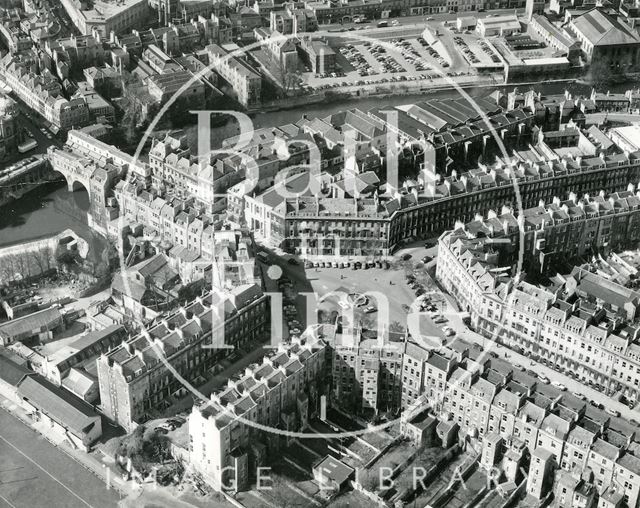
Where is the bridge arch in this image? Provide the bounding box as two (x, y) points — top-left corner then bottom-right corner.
(71, 179), (88, 194)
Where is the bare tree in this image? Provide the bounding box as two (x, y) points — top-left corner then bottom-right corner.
(42, 246), (54, 272)
(30, 247), (49, 276)
(0, 255), (15, 284)
(277, 59), (303, 96)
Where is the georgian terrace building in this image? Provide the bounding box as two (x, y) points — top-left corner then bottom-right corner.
(97, 286), (269, 431)
(242, 150), (640, 260)
(437, 193), (640, 403)
(189, 333), (327, 491)
(418, 340), (640, 506)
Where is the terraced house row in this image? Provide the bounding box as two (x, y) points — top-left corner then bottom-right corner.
(97, 286), (269, 431)
(189, 334), (327, 491)
(185, 321), (640, 505)
(437, 191), (640, 405)
(416, 341), (640, 507)
(242, 149), (640, 259)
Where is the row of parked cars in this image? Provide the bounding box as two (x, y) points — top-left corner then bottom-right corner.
(305, 259), (391, 270)
(315, 71), (347, 79)
(390, 38), (430, 72)
(478, 39), (501, 64)
(417, 36), (449, 68)
(454, 36), (481, 64)
(367, 42), (404, 74)
(278, 276), (302, 336)
(339, 44), (380, 77)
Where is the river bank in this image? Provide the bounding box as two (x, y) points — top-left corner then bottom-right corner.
(0, 181), (91, 247)
(0, 228), (89, 284)
(185, 77), (614, 150)
(3, 80), (637, 253)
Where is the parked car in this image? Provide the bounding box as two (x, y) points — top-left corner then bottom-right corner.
(572, 392), (587, 401)
(606, 408), (621, 418)
(552, 381), (567, 391)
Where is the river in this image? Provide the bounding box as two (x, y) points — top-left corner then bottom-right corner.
(0, 80), (630, 251)
(0, 180), (108, 259)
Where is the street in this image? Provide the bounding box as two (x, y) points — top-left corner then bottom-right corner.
(160, 340), (276, 417)
(586, 112), (640, 125)
(438, 292), (640, 425)
(0, 408), (121, 508)
(323, 8), (526, 31)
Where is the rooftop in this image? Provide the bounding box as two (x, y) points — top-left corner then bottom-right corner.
(17, 376), (100, 436)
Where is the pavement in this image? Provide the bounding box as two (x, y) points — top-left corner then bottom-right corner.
(437, 291), (640, 423)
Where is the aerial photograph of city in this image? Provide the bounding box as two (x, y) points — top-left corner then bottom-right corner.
(3, 0), (640, 506)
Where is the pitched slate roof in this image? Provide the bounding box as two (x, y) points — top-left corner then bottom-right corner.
(572, 10), (640, 46)
(17, 376), (100, 436)
(0, 353), (33, 386)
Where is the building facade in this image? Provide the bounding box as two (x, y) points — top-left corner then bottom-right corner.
(97, 287), (269, 431)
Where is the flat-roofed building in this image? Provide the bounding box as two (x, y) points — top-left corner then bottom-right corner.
(476, 14), (522, 37)
(60, 0), (151, 36)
